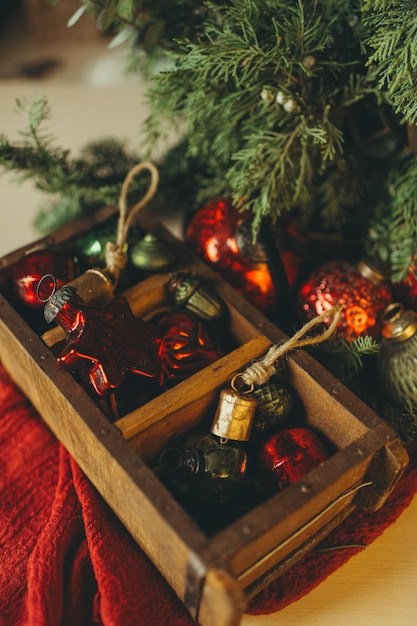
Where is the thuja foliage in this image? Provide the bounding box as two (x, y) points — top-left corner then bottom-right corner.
(2, 0), (417, 283)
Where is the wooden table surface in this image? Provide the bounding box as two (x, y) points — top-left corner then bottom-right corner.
(241, 489), (417, 625)
(1, 35), (417, 626)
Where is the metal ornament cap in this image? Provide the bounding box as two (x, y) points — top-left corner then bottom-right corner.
(381, 303), (417, 342)
(357, 259), (387, 285)
(210, 388), (257, 442)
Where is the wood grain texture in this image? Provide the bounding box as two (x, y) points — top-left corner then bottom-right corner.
(0, 210), (410, 626)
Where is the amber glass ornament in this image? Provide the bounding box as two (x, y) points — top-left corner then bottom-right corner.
(184, 198), (303, 317)
(14, 247), (75, 309)
(254, 427), (329, 498)
(152, 309), (223, 388)
(297, 259), (392, 341)
(377, 303), (417, 408)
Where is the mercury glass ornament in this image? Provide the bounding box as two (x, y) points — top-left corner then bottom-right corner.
(157, 386), (258, 532)
(252, 378), (294, 437)
(184, 197), (304, 317)
(377, 302), (417, 407)
(297, 259), (392, 341)
(130, 233), (177, 274)
(254, 427), (329, 498)
(166, 272), (226, 323)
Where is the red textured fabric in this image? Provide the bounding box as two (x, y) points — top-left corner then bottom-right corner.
(0, 362), (416, 626)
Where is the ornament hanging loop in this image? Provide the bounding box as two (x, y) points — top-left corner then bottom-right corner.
(104, 161), (159, 284)
(239, 305), (342, 388)
(36, 273), (57, 303)
(230, 374), (254, 395)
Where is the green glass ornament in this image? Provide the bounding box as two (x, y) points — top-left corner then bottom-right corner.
(130, 233), (177, 274)
(252, 378), (294, 436)
(166, 272), (226, 323)
(73, 220), (120, 270)
(377, 303), (417, 407)
(157, 386), (258, 532)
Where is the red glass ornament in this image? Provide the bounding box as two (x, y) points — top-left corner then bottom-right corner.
(255, 427), (329, 496)
(152, 310), (223, 388)
(44, 286), (159, 396)
(392, 261), (417, 310)
(14, 247), (75, 308)
(297, 259), (392, 341)
(184, 198), (303, 317)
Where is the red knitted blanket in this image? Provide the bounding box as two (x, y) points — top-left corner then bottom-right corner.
(1, 362), (416, 626)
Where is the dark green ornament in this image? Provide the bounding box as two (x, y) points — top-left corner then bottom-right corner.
(130, 233), (177, 274)
(166, 272), (226, 323)
(377, 303), (417, 408)
(252, 378), (294, 436)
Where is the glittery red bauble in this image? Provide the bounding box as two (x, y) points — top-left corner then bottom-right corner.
(297, 260), (392, 341)
(153, 309), (223, 387)
(255, 427), (329, 496)
(184, 198), (303, 316)
(14, 247), (75, 308)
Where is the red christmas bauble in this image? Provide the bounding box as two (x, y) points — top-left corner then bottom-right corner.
(14, 247), (75, 309)
(392, 263), (417, 311)
(153, 309), (223, 387)
(255, 427), (329, 496)
(184, 198), (303, 317)
(297, 259), (392, 341)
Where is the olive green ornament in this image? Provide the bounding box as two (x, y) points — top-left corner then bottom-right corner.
(166, 272), (226, 323)
(377, 302), (417, 407)
(130, 233), (177, 274)
(252, 378), (294, 436)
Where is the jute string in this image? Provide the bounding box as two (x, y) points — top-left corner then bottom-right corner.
(238, 305), (341, 388)
(104, 161), (159, 283)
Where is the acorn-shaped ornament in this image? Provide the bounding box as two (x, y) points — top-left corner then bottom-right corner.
(252, 378), (294, 437)
(377, 303), (417, 408)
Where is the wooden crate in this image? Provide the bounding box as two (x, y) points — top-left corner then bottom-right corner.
(0, 206), (409, 626)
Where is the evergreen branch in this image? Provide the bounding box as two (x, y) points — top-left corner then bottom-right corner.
(314, 334), (380, 383)
(365, 154), (417, 282)
(363, 0), (417, 122)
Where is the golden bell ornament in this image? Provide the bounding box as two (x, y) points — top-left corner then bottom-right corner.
(166, 272), (226, 323)
(210, 387), (258, 442)
(130, 233), (177, 273)
(377, 302), (417, 407)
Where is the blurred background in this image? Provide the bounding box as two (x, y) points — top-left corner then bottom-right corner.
(0, 0), (154, 256)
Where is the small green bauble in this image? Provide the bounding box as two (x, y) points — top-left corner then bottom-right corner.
(130, 233), (177, 273)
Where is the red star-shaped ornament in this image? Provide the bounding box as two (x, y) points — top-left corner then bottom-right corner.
(44, 285), (159, 396)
